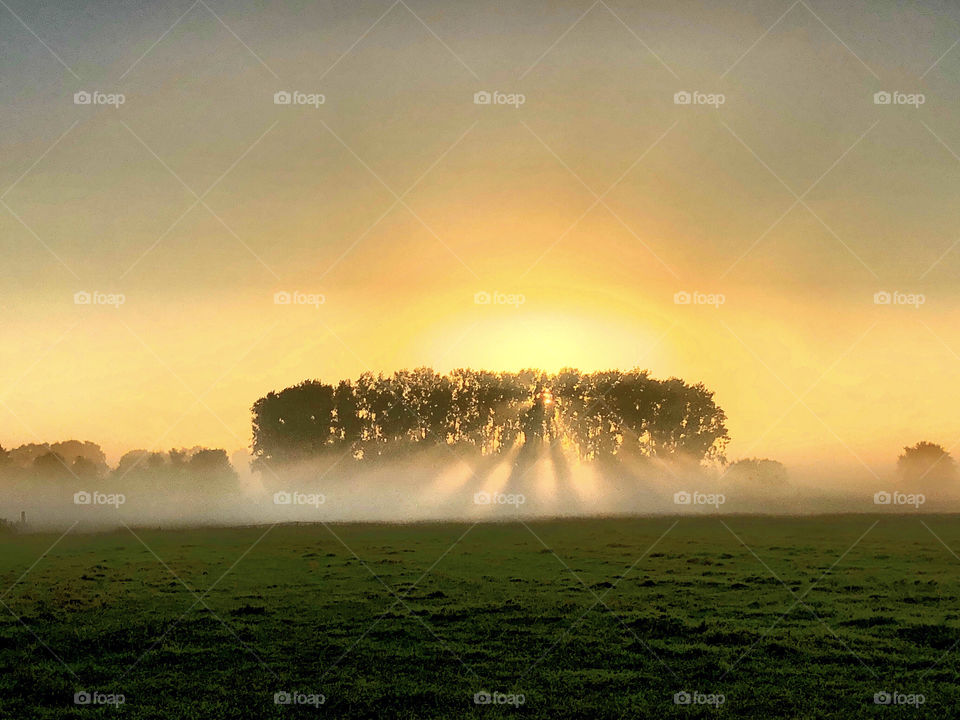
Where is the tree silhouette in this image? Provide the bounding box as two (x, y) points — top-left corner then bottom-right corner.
(110, 447), (238, 490)
(71, 456), (102, 481)
(51, 441), (108, 476)
(725, 458), (788, 486)
(32, 452), (71, 481)
(251, 367), (729, 467)
(5, 441), (108, 479)
(897, 442), (957, 485)
(0, 441), (240, 492)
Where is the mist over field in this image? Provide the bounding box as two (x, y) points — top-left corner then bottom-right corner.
(2, 447), (955, 532)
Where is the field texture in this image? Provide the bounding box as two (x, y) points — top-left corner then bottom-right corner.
(1, 515), (958, 718)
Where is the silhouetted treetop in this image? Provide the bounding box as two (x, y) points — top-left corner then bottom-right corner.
(111, 447), (237, 487)
(6, 441), (107, 477)
(251, 368), (729, 467)
(897, 441), (957, 485)
(0, 442), (238, 490)
(725, 458), (788, 486)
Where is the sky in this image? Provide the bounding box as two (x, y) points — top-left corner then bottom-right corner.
(2, 0), (960, 473)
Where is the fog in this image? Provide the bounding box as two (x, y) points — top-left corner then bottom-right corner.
(2, 447), (957, 533)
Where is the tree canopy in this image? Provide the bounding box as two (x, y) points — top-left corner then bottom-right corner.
(897, 441), (957, 485)
(724, 458), (788, 486)
(0, 441), (236, 488)
(251, 367), (729, 467)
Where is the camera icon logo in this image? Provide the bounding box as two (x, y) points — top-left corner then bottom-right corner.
(873, 491), (892, 505)
(874, 691), (892, 705)
(873, 91), (891, 105)
(274, 691), (293, 705)
(674, 691), (692, 705)
(673, 290), (691, 305)
(273, 491), (292, 505)
(274, 291), (292, 305)
(473, 691), (492, 704)
(674, 91), (692, 105)
(474, 291), (492, 305)
(473, 91), (491, 105)
(74, 91), (92, 105)
(74, 691), (92, 705)
(473, 491), (491, 505)
(873, 291), (891, 305)
(74, 291), (92, 305)
(274, 91), (292, 105)
(74, 491), (92, 505)
(673, 491), (692, 505)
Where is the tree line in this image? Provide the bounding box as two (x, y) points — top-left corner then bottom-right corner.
(0, 442), (236, 486)
(251, 368), (730, 467)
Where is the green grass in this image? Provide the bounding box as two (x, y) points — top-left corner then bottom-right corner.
(1, 515), (958, 718)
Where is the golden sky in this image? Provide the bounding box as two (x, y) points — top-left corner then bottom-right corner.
(2, 0), (960, 470)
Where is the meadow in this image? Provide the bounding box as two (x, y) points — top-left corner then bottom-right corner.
(1, 515), (958, 718)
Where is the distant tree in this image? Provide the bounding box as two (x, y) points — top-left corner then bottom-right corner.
(107, 446), (238, 494)
(897, 442), (957, 485)
(51, 441), (108, 476)
(7, 441), (108, 477)
(187, 448), (237, 485)
(71, 456), (102, 481)
(115, 450), (154, 479)
(145, 452), (167, 471)
(32, 452), (71, 481)
(0, 445), (10, 482)
(0, 444), (26, 484)
(725, 458), (788, 486)
(168, 448), (189, 472)
(8, 443), (55, 468)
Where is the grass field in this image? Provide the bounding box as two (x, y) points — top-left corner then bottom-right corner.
(1, 515), (959, 718)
